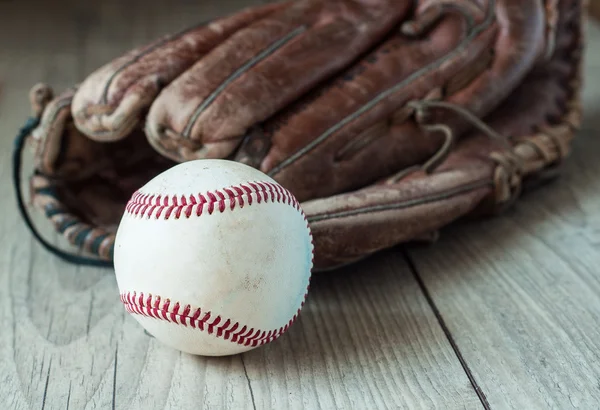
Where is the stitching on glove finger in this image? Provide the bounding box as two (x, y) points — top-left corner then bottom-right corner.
(181, 26), (307, 139)
(307, 179), (492, 223)
(267, 2), (496, 177)
(100, 22), (211, 106)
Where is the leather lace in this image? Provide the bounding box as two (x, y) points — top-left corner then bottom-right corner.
(388, 100), (521, 185)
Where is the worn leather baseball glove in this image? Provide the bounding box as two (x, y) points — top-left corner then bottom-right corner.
(14, 0), (585, 271)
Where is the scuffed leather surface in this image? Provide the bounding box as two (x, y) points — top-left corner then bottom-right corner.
(24, 0), (585, 270)
(262, 0), (547, 202)
(145, 0), (413, 162)
(71, 2), (286, 141)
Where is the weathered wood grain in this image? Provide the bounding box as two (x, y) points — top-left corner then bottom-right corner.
(0, 1), (479, 409)
(408, 21), (600, 410)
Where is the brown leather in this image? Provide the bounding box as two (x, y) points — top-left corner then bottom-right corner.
(22, 0), (585, 271)
(71, 2), (287, 141)
(589, 0), (600, 21)
(305, 0), (584, 269)
(144, 0), (413, 162)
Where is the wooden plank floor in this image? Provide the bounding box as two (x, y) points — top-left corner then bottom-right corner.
(408, 20), (600, 409)
(0, 1), (599, 409)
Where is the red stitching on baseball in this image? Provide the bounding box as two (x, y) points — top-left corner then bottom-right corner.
(120, 288), (309, 347)
(125, 180), (304, 220)
(240, 184), (253, 204)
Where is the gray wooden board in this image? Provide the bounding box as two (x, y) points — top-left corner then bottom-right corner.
(408, 20), (600, 410)
(0, 1), (481, 409)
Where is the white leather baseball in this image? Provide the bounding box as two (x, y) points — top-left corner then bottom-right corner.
(114, 159), (313, 356)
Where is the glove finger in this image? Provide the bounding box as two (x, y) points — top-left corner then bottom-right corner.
(71, 2), (286, 142)
(29, 84), (173, 184)
(304, 0), (584, 271)
(26, 84), (175, 259)
(30, 86), (107, 180)
(145, 0), (414, 161)
(256, 0), (549, 202)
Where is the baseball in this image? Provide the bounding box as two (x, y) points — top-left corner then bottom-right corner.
(113, 159), (313, 356)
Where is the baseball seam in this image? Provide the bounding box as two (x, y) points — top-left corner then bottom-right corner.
(120, 289), (309, 347)
(124, 181), (302, 219)
(120, 179), (314, 347)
